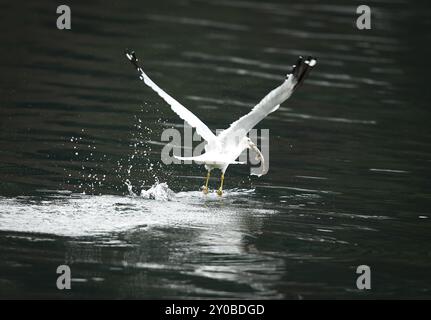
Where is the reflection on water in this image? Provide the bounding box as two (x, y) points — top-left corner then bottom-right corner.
(1, 0), (431, 298)
(0, 188), (281, 298)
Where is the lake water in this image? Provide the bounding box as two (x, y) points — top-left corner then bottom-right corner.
(0, 0), (430, 299)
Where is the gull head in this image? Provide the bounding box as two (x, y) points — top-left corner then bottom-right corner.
(246, 138), (268, 177)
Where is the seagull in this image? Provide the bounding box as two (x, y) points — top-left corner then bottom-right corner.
(126, 50), (316, 196)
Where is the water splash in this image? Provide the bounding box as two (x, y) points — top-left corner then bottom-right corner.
(125, 179), (137, 197)
(64, 103), (170, 194)
(140, 182), (175, 201)
(126, 179), (175, 201)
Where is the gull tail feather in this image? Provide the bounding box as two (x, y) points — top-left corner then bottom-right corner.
(174, 154), (207, 162)
(174, 154), (245, 165)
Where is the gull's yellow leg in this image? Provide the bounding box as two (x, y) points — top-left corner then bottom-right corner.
(202, 171), (210, 194)
(216, 173), (225, 196)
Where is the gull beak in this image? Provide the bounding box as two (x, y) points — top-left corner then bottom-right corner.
(248, 141), (268, 177)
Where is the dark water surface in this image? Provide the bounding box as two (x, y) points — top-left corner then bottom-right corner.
(0, 0), (430, 299)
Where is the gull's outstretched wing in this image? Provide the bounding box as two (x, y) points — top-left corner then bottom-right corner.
(126, 50), (216, 142)
(218, 56), (317, 141)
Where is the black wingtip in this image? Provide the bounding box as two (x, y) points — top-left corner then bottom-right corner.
(125, 48), (140, 70)
(290, 56), (317, 90)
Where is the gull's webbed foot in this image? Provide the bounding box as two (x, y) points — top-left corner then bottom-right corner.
(202, 186), (209, 194)
(216, 188), (223, 196)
